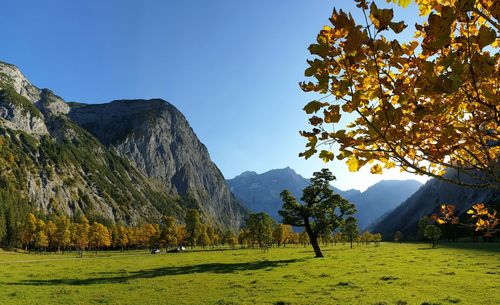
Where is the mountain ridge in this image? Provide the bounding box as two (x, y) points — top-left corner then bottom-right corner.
(227, 167), (422, 228)
(0, 60), (247, 230)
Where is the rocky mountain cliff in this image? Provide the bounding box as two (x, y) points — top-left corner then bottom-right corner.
(227, 167), (421, 228)
(0, 61), (246, 229)
(372, 170), (500, 239)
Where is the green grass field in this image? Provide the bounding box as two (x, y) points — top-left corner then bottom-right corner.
(0, 243), (498, 305)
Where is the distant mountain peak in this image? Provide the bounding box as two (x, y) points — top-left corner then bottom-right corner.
(228, 167), (422, 228)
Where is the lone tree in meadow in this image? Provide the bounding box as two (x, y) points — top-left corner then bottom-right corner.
(279, 169), (355, 257)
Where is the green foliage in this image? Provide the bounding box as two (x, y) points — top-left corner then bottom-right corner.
(185, 209), (202, 247)
(424, 225), (442, 248)
(246, 212), (274, 248)
(342, 216), (359, 249)
(279, 168), (355, 257)
(0, 86), (42, 118)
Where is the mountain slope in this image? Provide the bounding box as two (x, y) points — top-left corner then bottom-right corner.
(353, 180), (423, 229)
(0, 60), (246, 229)
(372, 170), (499, 239)
(227, 168), (421, 228)
(68, 100), (247, 229)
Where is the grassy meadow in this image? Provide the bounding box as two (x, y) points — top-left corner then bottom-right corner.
(0, 243), (498, 305)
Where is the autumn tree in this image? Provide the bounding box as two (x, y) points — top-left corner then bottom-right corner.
(114, 225), (129, 251)
(238, 228), (251, 247)
(89, 222), (111, 253)
(34, 219), (48, 252)
(273, 223), (292, 247)
(45, 220), (57, 251)
(280, 169), (356, 257)
(434, 203), (499, 241)
(160, 216), (178, 250)
(71, 216), (90, 257)
(55, 215), (71, 253)
(300, 0), (499, 188)
(20, 213), (38, 251)
(342, 216), (359, 249)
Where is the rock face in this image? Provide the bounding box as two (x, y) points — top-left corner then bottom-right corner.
(227, 167), (421, 229)
(68, 100), (247, 229)
(372, 170), (500, 239)
(0, 61), (246, 229)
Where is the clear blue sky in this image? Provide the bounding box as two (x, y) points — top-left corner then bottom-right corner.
(1, 0), (429, 191)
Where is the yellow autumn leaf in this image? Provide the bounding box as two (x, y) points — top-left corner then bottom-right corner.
(347, 155), (360, 172)
(370, 164), (383, 174)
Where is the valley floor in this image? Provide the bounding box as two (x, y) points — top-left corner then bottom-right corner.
(0, 243), (498, 305)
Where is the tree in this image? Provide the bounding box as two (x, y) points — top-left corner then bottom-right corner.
(160, 216), (178, 250)
(223, 231), (238, 249)
(34, 219), (48, 252)
(279, 169), (356, 257)
(424, 224), (442, 248)
(361, 231), (373, 244)
(20, 213), (38, 251)
(299, 0), (499, 188)
(417, 216), (432, 241)
(45, 220), (57, 251)
(298, 231), (310, 246)
(394, 231), (404, 243)
(197, 224), (211, 248)
(55, 215), (71, 253)
(185, 209), (202, 248)
(115, 225), (129, 251)
(89, 222), (111, 254)
(246, 212), (274, 248)
(273, 224), (291, 247)
(238, 229), (251, 247)
(342, 216), (359, 249)
(141, 223), (158, 248)
(434, 203), (499, 241)
(333, 232), (343, 245)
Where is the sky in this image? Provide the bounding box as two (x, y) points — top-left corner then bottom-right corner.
(1, 0), (430, 191)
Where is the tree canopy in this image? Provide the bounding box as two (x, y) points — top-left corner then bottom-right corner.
(279, 169), (355, 257)
(300, 0), (499, 188)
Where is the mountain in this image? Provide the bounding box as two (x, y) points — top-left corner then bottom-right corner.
(227, 168), (421, 228)
(372, 170), (500, 239)
(0, 61), (246, 229)
(352, 180), (423, 229)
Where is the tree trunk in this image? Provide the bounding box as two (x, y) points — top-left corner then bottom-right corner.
(303, 218), (323, 258)
(310, 235), (323, 258)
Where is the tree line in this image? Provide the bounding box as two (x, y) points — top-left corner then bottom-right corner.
(3, 209), (241, 254)
(240, 212), (382, 250)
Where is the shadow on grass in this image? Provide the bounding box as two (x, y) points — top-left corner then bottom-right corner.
(5, 258), (304, 286)
(438, 242), (500, 253)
